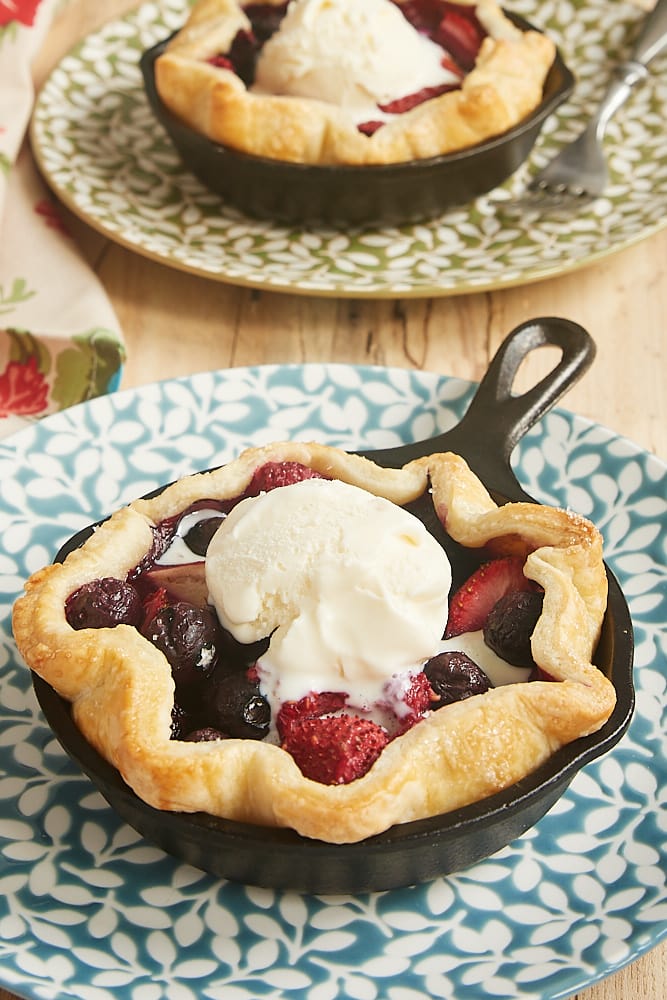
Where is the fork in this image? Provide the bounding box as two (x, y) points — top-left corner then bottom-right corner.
(528, 0), (667, 200)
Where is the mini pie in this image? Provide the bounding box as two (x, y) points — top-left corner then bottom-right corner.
(154, 0), (557, 165)
(13, 441), (616, 844)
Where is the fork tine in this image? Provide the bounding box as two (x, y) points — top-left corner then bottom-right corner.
(499, 186), (595, 218)
(527, 126), (609, 199)
(525, 0), (667, 200)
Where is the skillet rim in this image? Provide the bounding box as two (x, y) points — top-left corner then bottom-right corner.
(30, 476), (634, 890)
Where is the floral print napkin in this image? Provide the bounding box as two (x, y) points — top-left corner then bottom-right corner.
(0, 0), (126, 439)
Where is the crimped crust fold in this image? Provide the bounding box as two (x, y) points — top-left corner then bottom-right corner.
(13, 441), (616, 844)
(153, 0), (556, 165)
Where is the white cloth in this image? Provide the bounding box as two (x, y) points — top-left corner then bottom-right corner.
(0, 0), (125, 438)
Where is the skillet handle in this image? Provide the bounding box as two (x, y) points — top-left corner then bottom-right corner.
(437, 317), (596, 500)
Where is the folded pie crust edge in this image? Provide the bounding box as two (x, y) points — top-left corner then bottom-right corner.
(153, 0), (557, 165)
(12, 441), (616, 844)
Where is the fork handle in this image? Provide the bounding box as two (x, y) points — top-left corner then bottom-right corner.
(629, 0), (667, 67)
(593, 0), (667, 135)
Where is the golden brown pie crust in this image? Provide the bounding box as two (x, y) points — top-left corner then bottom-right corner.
(13, 441), (615, 844)
(153, 0), (557, 165)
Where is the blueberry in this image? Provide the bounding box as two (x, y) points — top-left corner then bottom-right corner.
(483, 590), (544, 668)
(184, 516), (225, 556)
(65, 578), (142, 630)
(209, 672), (270, 740)
(183, 727), (227, 742)
(145, 602), (221, 688)
(425, 652), (491, 708)
(216, 627), (270, 677)
(170, 702), (193, 740)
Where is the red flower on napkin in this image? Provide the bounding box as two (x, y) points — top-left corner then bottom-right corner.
(0, 356), (48, 418)
(0, 0), (42, 28)
(34, 199), (71, 237)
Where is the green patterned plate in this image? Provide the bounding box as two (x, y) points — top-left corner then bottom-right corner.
(30, 0), (667, 297)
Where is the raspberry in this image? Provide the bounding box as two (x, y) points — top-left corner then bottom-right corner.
(391, 671), (436, 734)
(404, 671), (435, 713)
(282, 714), (388, 785)
(248, 461), (325, 495)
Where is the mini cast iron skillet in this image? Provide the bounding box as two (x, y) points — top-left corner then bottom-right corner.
(139, 13), (574, 227)
(32, 317), (635, 893)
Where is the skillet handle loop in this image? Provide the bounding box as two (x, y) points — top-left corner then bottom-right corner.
(442, 317), (596, 499)
(468, 316), (595, 454)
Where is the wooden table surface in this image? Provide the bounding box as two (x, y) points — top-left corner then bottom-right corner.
(7, 2), (665, 998)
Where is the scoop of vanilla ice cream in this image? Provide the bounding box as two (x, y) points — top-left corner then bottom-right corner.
(253, 0), (458, 123)
(205, 477), (451, 708)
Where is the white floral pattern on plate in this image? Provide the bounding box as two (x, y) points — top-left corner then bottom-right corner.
(30, 0), (667, 297)
(2, 364), (666, 1000)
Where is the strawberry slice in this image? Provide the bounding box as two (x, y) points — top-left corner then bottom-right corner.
(282, 714), (389, 785)
(445, 556), (540, 638)
(141, 587), (169, 631)
(398, 0), (445, 34)
(248, 461), (325, 495)
(207, 54), (234, 71)
(276, 690), (347, 740)
(378, 82), (459, 115)
(434, 7), (486, 73)
(440, 53), (465, 77)
(357, 120), (384, 136)
(531, 667), (557, 683)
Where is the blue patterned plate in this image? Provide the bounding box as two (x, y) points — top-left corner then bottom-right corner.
(2, 365), (666, 1000)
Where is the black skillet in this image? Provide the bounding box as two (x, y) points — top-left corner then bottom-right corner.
(32, 317), (635, 893)
(139, 12), (574, 227)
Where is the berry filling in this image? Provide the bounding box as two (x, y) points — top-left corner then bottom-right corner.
(282, 714), (389, 786)
(65, 460), (552, 787)
(206, 0), (486, 133)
